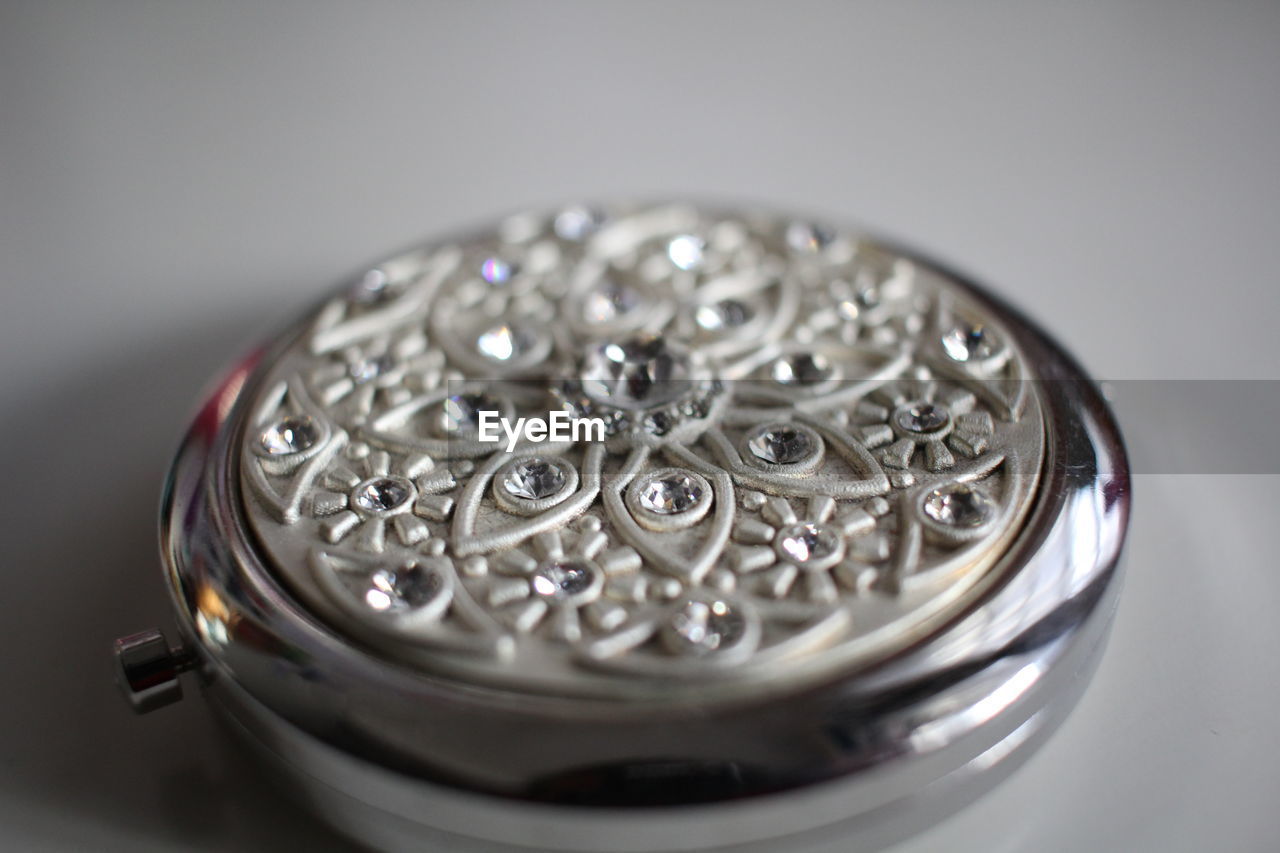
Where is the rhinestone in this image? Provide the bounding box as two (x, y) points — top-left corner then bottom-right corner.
(923, 485), (995, 528)
(942, 323), (998, 362)
(581, 334), (690, 408)
(349, 354), (394, 383)
(476, 323), (537, 361)
(440, 392), (500, 434)
(895, 402), (950, 434)
(777, 522), (842, 565)
(553, 206), (605, 241)
(856, 284), (881, 308)
(695, 299), (753, 331)
(667, 234), (706, 271)
(785, 221), (835, 252)
(353, 477), (414, 513)
(502, 459), (566, 500)
(531, 561), (596, 600)
(747, 425), (814, 465)
(260, 415), (320, 455)
(681, 394), (711, 419)
(643, 411), (673, 435)
(668, 598), (745, 655)
(480, 257), (516, 284)
(362, 566), (441, 612)
(639, 472), (704, 514)
(604, 411), (631, 434)
(349, 268), (395, 303)
(582, 280), (641, 323)
(771, 352), (836, 386)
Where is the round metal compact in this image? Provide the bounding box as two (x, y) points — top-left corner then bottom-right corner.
(115, 202), (1129, 852)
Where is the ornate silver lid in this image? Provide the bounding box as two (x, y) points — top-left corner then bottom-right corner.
(118, 202), (1128, 853)
(239, 203), (1044, 700)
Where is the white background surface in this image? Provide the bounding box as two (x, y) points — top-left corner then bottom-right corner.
(1, 2), (1277, 851)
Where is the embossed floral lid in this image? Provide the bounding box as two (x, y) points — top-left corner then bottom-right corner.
(239, 202), (1045, 699)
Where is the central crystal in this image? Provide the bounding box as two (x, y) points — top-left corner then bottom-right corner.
(696, 299), (753, 331)
(260, 415), (320, 455)
(771, 353), (836, 386)
(941, 323), (998, 362)
(503, 459), (566, 500)
(580, 334), (691, 409)
(477, 323), (536, 362)
(349, 354), (394, 384)
(639, 473), (703, 514)
(480, 256), (516, 284)
(668, 598), (745, 655)
(438, 392), (501, 435)
(353, 477), (414, 514)
(363, 565), (441, 612)
(747, 425), (813, 465)
(777, 522), (842, 566)
(896, 402), (949, 434)
(582, 280), (640, 324)
(923, 485), (995, 528)
(531, 561), (596, 601)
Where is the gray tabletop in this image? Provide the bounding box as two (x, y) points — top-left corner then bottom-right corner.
(2, 2), (1277, 851)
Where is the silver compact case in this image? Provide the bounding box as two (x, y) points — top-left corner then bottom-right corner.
(115, 202), (1129, 852)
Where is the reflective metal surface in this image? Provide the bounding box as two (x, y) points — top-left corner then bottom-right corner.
(112, 628), (192, 714)
(126, 203), (1129, 852)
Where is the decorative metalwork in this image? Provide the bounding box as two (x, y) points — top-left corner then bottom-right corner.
(240, 203), (1044, 696)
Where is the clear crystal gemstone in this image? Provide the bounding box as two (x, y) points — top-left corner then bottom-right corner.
(553, 206), (605, 241)
(476, 323), (536, 361)
(581, 334), (690, 409)
(480, 256), (516, 284)
(642, 410), (673, 435)
(856, 283), (881, 308)
(260, 415), (320, 455)
(639, 472), (703, 514)
(349, 354), (394, 383)
(439, 392), (499, 435)
(785, 221), (835, 252)
(777, 522), (841, 565)
(668, 598), (745, 655)
(350, 268), (395, 303)
(531, 561), (596, 600)
(502, 459), (566, 500)
(747, 425), (814, 465)
(923, 485), (995, 528)
(362, 565), (442, 612)
(895, 402), (950, 434)
(353, 477), (414, 513)
(695, 299), (753, 331)
(667, 234), (706, 271)
(771, 352), (836, 386)
(582, 280), (640, 323)
(942, 323), (998, 362)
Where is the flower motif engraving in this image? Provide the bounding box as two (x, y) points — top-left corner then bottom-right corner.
(239, 203), (1046, 694)
(308, 329), (446, 422)
(853, 377), (996, 474)
(309, 442), (459, 553)
(730, 495), (890, 603)
(464, 518), (645, 644)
